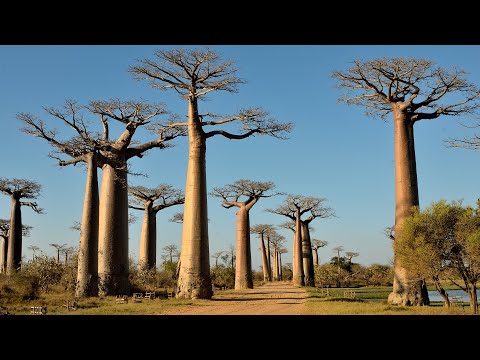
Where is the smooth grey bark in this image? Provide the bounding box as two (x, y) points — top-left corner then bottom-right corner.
(388, 109), (426, 306)
(137, 203), (157, 269)
(301, 221), (315, 287)
(0, 236), (6, 274)
(259, 233), (269, 282)
(177, 97), (213, 299)
(98, 161), (129, 296)
(6, 196), (22, 274)
(266, 235), (272, 281)
(75, 152), (99, 297)
(235, 205), (253, 289)
(293, 207), (304, 286)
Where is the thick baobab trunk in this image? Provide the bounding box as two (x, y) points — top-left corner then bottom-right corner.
(98, 163), (129, 296)
(273, 248), (280, 281)
(75, 153), (99, 297)
(235, 206), (253, 289)
(260, 234), (269, 282)
(6, 196), (22, 275)
(0, 236), (6, 274)
(301, 222), (315, 287)
(266, 236), (272, 281)
(313, 249), (319, 266)
(177, 98), (213, 299)
(293, 208), (304, 286)
(388, 110), (427, 306)
(138, 204), (157, 269)
(278, 252), (283, 280)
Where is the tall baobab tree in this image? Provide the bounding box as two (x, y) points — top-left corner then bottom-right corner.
(0, 219), (31, 273)
(345, 251), (359, 265)
(62, 246), (76, 266)
(18, 100), (102, 296)
(162, 244), (179, 264)
(210, 179), (281, 289)
(211, 251), (224, 268)
(269, 232), (286, 281)
(0, 178), (43, 275)
(278, 247), (288, 280)
(333, 58), (480, 305)
(332, 246), (344, 284)
(20, 99), (182, 296)
(130, 48), (293, 299)
(50, 243), (67, 263)
(90, 100), (182, 296)
(128, 184), (184, 269)
(251, 224), (276, 282)
(267, 195), (334, 287)
(27, 245), (40, 261)
(312, 239), (328, 266)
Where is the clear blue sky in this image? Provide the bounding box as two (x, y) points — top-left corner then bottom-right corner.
(1, 45), (479, 271)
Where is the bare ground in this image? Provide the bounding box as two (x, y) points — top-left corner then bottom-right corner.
(160, 281), (308, 315)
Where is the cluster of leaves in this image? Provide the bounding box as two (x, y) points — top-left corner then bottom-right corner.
(314, 262), (393, 288)
(21, 255), (65, 293)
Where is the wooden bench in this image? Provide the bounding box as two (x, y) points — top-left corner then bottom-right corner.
(132, 293), (143, 303)
(344, 290), (357, 299)
(318, 288), (330, 297)
(144, 292), (156, 300)
(31, 306), (47, 315)
(115, 295), (129, 304)
(450, 295), (464, 310)
(167, 288), (175, 299)
(63, 299), (78, 311)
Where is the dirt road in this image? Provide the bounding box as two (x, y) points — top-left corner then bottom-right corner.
(161, 281), (308, 315)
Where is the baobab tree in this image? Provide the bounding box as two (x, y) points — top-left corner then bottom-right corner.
(130, 48), (293, 299)
(20, 99), (183, 296)
(27, 245), (40, 261)
(0, 178), (43, 275)
(345, 251), (359, 265)
(162, 244), (179, 264)
(278, 247), (288, 280)
(62, 246), (76, 266)
(267, 195), (334, 287)
(128, 184), (184, 269)
(251, 224), (276, 282)
(211, 251), (224, 268)
(0, 219), (31, 273)
(18, 100), (102, 297)
(333, 58), (480, 305)
(333, 246), (344, 287)
(50, 243), (67, 263)
(210, 179), (281, 289)
(269, 232), (286, 281)
(312, 239), (328, 266)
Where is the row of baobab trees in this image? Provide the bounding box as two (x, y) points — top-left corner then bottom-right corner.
(3, 48), (480, 306)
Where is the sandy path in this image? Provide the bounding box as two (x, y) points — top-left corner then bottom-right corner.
(161, 281), (308, 315)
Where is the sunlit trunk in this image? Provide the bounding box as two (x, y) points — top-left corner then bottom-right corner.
(6, 195), (22, 275)
(177, 97), (213, 299)
(235, 206), (253, 289)
(433, 278), (450, 308)
(0, 236), (6, 274)
(388, 111), (428, 305)
(278, 252), (283, 280)
(75, 153), (99, 297)
(260, 234), (269, 282)
(313, 249), (319, 266)
(272, 246), (278, 281)
(301, 222), (315, 286)
(98, 162), (129, 295)
(293, 208), (304, 286)
(138, 203), (157, 269)
(266, 236), (272, 281)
